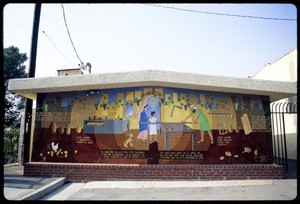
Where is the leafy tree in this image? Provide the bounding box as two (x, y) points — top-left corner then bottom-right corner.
(4, 127), (20, 164)
(3, 46), (28, 164)
(4, 46), (28, 127)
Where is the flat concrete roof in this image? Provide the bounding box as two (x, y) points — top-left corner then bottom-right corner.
(8, 69), (296, 102)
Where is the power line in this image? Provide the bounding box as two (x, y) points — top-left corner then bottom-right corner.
(145, 4), (297, 21)
(67, 5), (99, 59)
(4, 21), (33, 29)
(42, 10), (67, 39)
(42, 30), (74, 67)
(61, 4), (83, 65)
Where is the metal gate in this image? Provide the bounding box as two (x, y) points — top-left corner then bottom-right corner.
(271, 102), (297, 171)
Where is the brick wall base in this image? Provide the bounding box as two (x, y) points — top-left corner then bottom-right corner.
(24, 162), (283, 182)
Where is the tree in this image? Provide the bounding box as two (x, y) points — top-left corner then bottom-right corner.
(4, 127), (20, 164)
(3, 46), (28, 164)
(4, 46), (28, 127)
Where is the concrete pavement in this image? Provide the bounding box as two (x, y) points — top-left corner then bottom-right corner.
(3, 162), (298, 201)
(41, 179), (297, 200)
(3, 163), (66, 200)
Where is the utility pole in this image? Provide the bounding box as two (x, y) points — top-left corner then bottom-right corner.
(23, 3), (41, 163)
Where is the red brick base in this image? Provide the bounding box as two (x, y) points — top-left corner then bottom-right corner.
(24, 162), (283, 182)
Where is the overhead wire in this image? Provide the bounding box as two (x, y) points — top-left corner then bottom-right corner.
(90, 5), (103, 59)
(67, 5), (99, 60)
(42, 30), (74, 67)
(41, 9), (67, 39)
(61, 4), (83, 65)
(4, 21), (33, 29)
(145, 4), (297, 21)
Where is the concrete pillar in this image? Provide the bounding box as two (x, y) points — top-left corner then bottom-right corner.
(17, 111), (25, 163)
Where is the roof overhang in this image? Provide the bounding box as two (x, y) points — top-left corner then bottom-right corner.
(8, 69), (297, 102)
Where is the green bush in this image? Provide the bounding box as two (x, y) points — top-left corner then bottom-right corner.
(4, 127), (20, 164)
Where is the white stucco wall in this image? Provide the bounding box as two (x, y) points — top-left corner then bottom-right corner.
(253, 48), (297, 161)
(270, 96), (297, 160)
(253, 48), (297, 82)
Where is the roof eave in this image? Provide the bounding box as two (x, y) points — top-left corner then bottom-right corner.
(8, 69), (297, 102)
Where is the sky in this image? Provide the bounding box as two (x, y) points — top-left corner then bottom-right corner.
(3, 3), (297, 78)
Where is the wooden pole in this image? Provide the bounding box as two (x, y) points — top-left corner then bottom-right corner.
(23, 3), (41, 163)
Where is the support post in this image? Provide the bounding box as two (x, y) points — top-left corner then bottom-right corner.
(23, 3), (41, 163)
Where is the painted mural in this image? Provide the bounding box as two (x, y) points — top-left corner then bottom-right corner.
(32, 86), (273, 164)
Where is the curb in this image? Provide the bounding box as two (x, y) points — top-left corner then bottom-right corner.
(82, 179), (275, 189)
(4, 163), (22, 167)
(16, 177), (67, 200)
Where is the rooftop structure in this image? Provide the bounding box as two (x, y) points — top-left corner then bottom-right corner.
(57, 68), (83, 76)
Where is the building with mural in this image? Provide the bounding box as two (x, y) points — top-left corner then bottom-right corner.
(8, 69), (296, 181)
